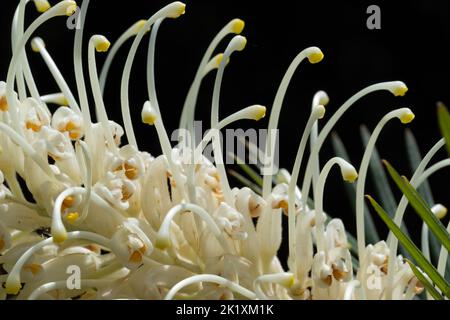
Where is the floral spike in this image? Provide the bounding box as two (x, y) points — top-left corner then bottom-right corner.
(0, 1), (446, 300)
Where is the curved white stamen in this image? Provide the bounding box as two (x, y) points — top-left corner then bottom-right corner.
(344, 280), (361, 300)
(75, 140), (92, 223)
(73, 0), (93, 145)
(12, 0), (49, 111)
(288, 104), (326, 274)
(51, 186), (85, 243)
(141, 100), (186, 196)
(209, 35), (247, 205)
(87, 35), (117, 151)
(194, 105), (266, 159)
(40, 93), (68, 105)
(254, 272), (294, 300)
(156, 203), (232, 254)
(145, 18), (184, 193)
(6, 0), (77, 133)
(262, 47), (324, 198)
(315, 157), (357, 252)
(355, 108), (414, 260)
(422, 204), (447, 263)
(99, 20), (148, 94)
(311, 91), (329, 190)
(28, 279), (110, 300)
(164, 274), (256, 300)
(300, 81), (408, 219)
(31, 37), (81, 113)
(5, 231), (110, 295)
(180, 18), (245, 133)
(120, 2), (186, 148)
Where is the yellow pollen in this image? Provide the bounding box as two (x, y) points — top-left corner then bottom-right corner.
(63, 196), (75, 208)
(124, 163), (138, 180)
(66, 212), (79, 223)
(308, 51), (324, 64)
(232, 19), (245, 34)
(26, 121), (42, 132)
(393, 85), (408, 97)
(129, 250), (143, 263)
(400, 112), (415, 124)
(24, 263), (43, 275)
(121, 185), (132, 201)
(0, 96), (9, 111)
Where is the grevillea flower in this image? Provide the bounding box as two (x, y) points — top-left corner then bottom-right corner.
(0, 0), (447, 300)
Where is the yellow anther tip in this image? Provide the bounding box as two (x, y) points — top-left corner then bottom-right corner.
(142, 114), (157, 126)
(34, 0), (51, 13)
(31, 38), (45, 53)
(432, 204), (447, 219)
(95, 40), (111, 53)
(308, 51), (324, 64)
(400, 112), (415, 124)
(65, 3), (77, 17)
(215, 53), (225, 67)
(52, 231), (68, 244)
(254, 106), (266, 121)
(133, 20), (148, 34)
(5, 282), (21, 295)
(393, 85), (408, 97)
(155, 237), (171, 250)
(171, 2), (186, 18)
(344, 171), (358, 183)
(232, 19), (245, 34)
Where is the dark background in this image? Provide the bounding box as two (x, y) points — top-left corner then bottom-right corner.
(0, 0), (449, 245)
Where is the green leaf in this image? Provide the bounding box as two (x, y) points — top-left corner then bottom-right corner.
(227, 169), (262, 195)
(404, 129), (444, 266)
(229, 153), (263, 187)
(437, 102), (450, 156)
(406, 260), (444, 300)
(383, 161), (450, 252)
(404, 129), (435, 206)
(360, 125), (398, 217)
(331, 132), (379, 244)
(366, 195), (450, 298)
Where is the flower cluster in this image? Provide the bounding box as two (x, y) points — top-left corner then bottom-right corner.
(0, 0), (438, 300)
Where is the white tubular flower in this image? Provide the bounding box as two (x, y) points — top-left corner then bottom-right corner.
(108, 144), (146, 180)
(256, 184), (286, 270)
(39, 126), (74, 160)
(214, 202), (247, 240)
(110, 218), (153, 269)
(51, 106), (84, 140)
(21, 98), (50, 134)
(94, 171), (137, 211)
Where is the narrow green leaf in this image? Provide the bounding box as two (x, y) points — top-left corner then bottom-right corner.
(404, 129), (435, 206)
(331, 132), (379, 243)
(366, 195), (450, 298)
(229, 153), (264, 187)
(383, 161), (450, 252)
(228, 169), (262, 195)
(406, 260), (444, 300)
(437, 102), (450, 156)
(360, 125), (398, 216)
(404, 129), (444, 266)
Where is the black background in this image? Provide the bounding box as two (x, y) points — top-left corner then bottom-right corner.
(0, 0), (449, 246)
